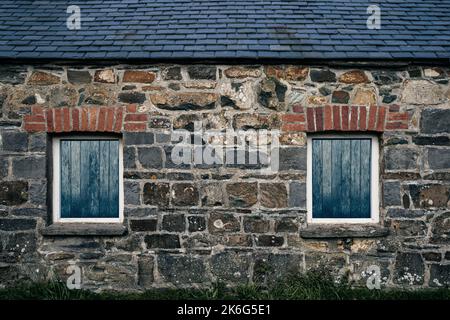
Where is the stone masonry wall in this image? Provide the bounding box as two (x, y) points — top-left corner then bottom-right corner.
(0, 63), (449, 290)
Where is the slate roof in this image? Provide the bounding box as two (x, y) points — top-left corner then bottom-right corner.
(0, 0), (449, 60)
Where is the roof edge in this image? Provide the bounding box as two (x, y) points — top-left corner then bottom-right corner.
(0, 57), (449, 68)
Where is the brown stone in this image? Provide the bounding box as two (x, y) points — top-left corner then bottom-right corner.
(233, 113), (280, 130)
(280, 132), (306, 146)
(208, 212), (240, 233)
(94, 69), (115, 83)
(331, 90), (350, 104)
(172, 183), (199, 206)
(307, 95), (328, 105)
(150, 92), (217, 111)
(27, 71), (60, 85)
(260, 183), (288, 208)
(352, 87), (377, 106)
(226, 182), (258, 207)
(339, 70), (368, 84)
(265, 66), (308, 81)
(123, 70), (156, 83)
(224, 67), (262, 78)
(183, 81), (217, 89)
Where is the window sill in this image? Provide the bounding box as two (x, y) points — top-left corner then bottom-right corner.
(300, 224), (389, 239)
(42, 223), (127, 236)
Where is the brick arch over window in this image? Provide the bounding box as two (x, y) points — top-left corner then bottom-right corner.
(23, 105), (147, 133)
(281, 105), (408, 133)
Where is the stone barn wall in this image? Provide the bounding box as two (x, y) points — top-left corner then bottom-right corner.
(0, 63), (449, 290)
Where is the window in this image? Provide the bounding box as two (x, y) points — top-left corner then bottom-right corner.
(307, 135), (379, 223)
(52, 136), (123, 223)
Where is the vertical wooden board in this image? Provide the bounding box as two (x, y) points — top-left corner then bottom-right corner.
(331, 139), (342, 218)
(108, 140), (120, 218)
(321, 139), (332, 217)
(60, 140), (71, 218)
(312, 139), (323, 218)
(99, 140), (110, 217)
(340, 139), (351, 218)
(79, 140), (90, 218)
(360, 139), (371, 218)
(70, 140), (81, 218)
(350, 140), (362, 217)
(87, 140), (100, 218)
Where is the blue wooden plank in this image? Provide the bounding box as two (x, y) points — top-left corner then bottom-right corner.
(331, 139), (342, 218)
(79, 140), (90, 218)
(70, 140), (81, 217)
(340, 139), (351, 218)
(99, 140), (110, 217)
(350, 140), (362, 217)
(87, 140), (100, 218)
(108, 140), (120, 218)
(312, 139), (323, 218)
(321, 139), (332, 218)
(360, 139), (371, 218)
(60, 140), (71, 218)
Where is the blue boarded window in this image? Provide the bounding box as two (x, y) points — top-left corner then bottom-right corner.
(309, 136), (378, 221)
(55, 137), (121, 221)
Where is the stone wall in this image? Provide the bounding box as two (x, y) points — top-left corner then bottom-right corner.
(0, 63), (449, 290)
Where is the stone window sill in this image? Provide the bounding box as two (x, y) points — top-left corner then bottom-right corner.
(300, 224), (389, 239)
(42, 223), (127, 236)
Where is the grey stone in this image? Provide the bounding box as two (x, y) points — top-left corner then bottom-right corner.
(12, 156), (45, 179)
(300, 224), (389, 238)
(0, 218), (36, 231)
(124, 181), (140, 205)
(420, 109), (450, 134)
(310, 69), (336, 82)
(29, 180), (46, 206)
(384, 148), (419, 170)
(123, 146), (136, 169)
(371, 70), (401, 85)
(164, 145), (191, 169)
(279, 147), (307, 171)
(144, 234), (180, 249)
(162, 214), (186, 232)
(157, 254), (207, 284)
(393, 252), (424, 285)
(187, 65), (216, 80)
(0, 181), (28, 205)
(41, 223), (126, 236)
(29, 133), (47, 152)
(389, 220), (427, 237)
(143, 182), (170, 207)
(427, 148), (450, 169)
(124, 132), (154, 145)
(171, 183), (199, 206)
(155, 133), (171, 143)
(211, 251), (251, 283)
(289, 182), (306, 208)
(275, 217), (299, 233)
(0, 156), (8, 178)
(1, 131), (28, 152)
(129, 219), (157, 232)
(0, 66), (27, 84)
(386, 208), (426, 218)
(254, 253), (303, 285)
(138, 147), (163, 169)
(430, 212), (450, 244)
(383, 181), (401, 206)
(118, 91), (146, 104)
(187, 216), (206, 232)
(429, 265), (450, 287)
(255, 235), (284, 247)
(138, 255), (154, 287)
(201, 183), (225, 207)
(243, 216), (270, 233)
(413, 136), (450, 146)
(162, 66), (182, 80)
(422, 252), (441, 262)
(67, 70), (92, 84)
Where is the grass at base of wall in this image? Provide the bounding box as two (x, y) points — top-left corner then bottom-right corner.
(1, 272), (449, 300)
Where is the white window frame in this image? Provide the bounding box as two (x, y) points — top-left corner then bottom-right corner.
(52, 135), (124, 223)
(306, 134), (380, 224)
